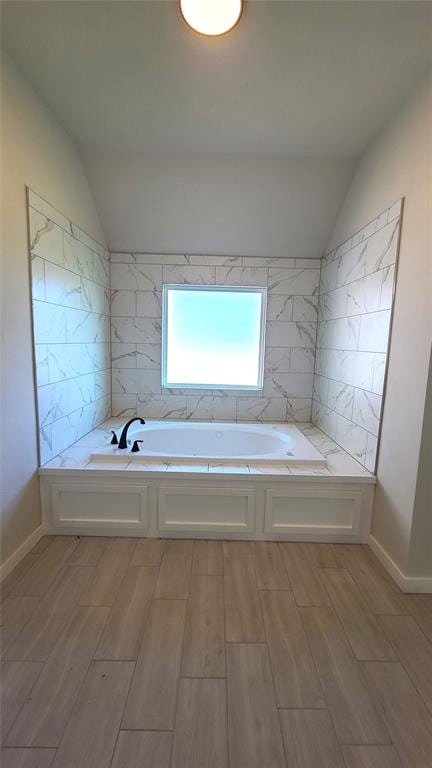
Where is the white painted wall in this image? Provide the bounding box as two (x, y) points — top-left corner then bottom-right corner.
(409, 352), (432, 576)
(82, 151), (353, 259)
(327, 72), (432, 576)
(0, 53), (106, 564)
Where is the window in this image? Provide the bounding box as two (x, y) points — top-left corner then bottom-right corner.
(162, 284), (267, 389)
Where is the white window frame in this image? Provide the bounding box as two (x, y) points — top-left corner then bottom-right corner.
(161, 283), (267, 391)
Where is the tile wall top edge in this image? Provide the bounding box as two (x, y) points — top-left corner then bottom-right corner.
(109, 252), (323, 267)
(27, 186), (109, 260)
(322, 198), (403, 264)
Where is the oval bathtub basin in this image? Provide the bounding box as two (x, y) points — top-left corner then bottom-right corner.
(90, 421), (326, 466)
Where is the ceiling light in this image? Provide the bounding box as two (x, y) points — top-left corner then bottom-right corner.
(179, 0), (243, 37)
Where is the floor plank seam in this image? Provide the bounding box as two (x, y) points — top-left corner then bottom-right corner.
(107, 656), (139, 768)
(169, 545), (194, 748)
(222, 556), (230, 768)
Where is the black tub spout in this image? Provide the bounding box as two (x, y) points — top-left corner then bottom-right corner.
(118, 418), (145, 450)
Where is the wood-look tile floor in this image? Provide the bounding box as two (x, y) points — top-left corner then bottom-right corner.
(1, 537), (432, 768)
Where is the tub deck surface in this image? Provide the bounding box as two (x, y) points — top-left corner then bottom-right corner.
(40, 420), (373, 479)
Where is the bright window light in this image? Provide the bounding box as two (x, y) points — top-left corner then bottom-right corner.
(162, 284), (266, 389)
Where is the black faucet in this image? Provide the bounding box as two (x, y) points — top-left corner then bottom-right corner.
(117, 417), (145, 450)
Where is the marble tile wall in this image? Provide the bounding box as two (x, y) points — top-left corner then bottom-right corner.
(28, 190), (111, 464)
(110, 253), (321, 422)
(28, 190), (401, 468)
(312, 199), (402, 471)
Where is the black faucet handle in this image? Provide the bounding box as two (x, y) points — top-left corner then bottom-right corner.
(118, 417), (145, 450)
(110, 430), (119, 445)
(131, 440), (144, 453)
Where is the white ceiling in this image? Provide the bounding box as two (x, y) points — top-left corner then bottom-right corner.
(2, 0), (432, 157)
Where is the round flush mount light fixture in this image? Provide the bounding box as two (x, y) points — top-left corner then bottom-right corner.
(179, 0), (243, 37)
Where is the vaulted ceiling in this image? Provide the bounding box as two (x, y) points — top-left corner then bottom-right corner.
(3, 0), (431, 156)
(2, 1), (431, 255)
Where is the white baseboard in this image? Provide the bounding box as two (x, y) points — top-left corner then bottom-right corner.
(369, 534), (432, 593)
(0, 525), (45, 583)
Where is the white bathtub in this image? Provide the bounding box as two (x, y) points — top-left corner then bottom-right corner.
(91, 421), (326, 466)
